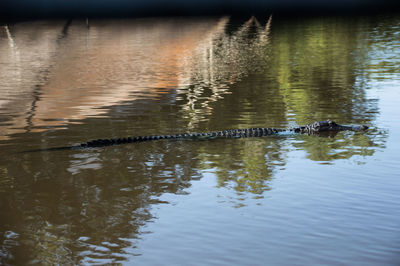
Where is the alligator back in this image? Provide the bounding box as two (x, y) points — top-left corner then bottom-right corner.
(81, 127), (285, 148)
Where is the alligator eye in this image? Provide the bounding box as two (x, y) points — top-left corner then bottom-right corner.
(312, 124), (320, 131)
(328, 120), (337, 126)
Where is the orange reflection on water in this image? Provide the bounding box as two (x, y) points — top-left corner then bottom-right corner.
(0, 16), (272, 139)
(0, 18), (228, 138)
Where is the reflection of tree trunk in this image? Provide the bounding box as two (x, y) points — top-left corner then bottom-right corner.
(25, 84), (41, 131)
(4, 25), (16, 49)
(25, 19), (72, 132)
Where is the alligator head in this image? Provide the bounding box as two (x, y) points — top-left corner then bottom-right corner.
(299, 120), (368, 134)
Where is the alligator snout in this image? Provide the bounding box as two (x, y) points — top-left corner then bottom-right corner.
(350, 124), (368, 131)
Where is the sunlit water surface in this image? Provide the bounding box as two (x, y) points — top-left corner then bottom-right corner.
(0, 15), (399, 265)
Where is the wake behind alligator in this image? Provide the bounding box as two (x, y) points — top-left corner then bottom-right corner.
(30, 120), (368, 152)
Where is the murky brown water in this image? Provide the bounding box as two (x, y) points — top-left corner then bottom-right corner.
(0, 15), (399, 265)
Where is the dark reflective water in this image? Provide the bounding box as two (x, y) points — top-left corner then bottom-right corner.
(0, 15), (399, 265)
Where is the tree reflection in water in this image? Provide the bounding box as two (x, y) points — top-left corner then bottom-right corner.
(0, 15), (390, 265)
(177, 16), (273, 126)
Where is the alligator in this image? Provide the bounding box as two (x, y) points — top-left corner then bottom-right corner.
(32, 120), (366, 152)
(25, 120), (367, 152)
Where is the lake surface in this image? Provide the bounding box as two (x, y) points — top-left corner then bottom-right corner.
(0, 15), (399, 265)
